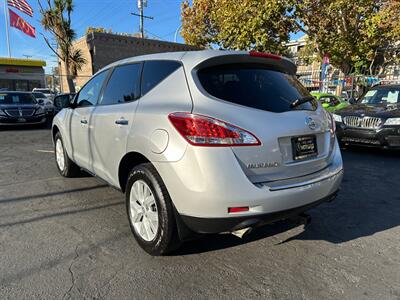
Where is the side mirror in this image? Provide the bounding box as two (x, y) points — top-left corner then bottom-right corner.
(38, 99), (45, 105)
(349, 98), (357, 105)
(54, 95), (72, 110)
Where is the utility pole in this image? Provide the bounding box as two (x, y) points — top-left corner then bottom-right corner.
(139, 0), (144, 38)
(131, 0), (153, 38)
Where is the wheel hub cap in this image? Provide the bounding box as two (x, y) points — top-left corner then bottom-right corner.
(55, 139), (65, 171)
(129, 180), (159, 241)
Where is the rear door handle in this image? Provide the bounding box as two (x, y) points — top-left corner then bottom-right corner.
(115, 119), (128, 125)
(80, 119), (88, 124)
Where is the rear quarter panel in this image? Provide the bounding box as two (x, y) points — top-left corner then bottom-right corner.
(126, 65), (193, 163)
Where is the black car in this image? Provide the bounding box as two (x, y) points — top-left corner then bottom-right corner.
(334, 84), (400, 149)
(0, 91), (47, 126)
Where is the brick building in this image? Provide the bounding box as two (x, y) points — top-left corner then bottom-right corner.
(60, 31), (199, 92)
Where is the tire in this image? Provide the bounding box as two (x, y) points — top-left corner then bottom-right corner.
(125, 163), (180, 255)
(54, 132), (80, 177)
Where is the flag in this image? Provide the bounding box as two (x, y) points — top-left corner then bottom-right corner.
(7, 0), (33, 17)
(9, 9), (36, 38)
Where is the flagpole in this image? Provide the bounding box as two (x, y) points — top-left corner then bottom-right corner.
(3, 0), (11, 57)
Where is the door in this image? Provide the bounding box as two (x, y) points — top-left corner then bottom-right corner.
(69, 71), (108, 171)
(90, 63), (142, 187)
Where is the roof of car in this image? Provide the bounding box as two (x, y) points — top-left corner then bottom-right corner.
(311, 92), (336, 97)
(98, 50), (296, 75)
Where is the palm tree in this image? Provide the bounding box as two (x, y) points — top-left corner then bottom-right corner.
(39, 0), (86, 93)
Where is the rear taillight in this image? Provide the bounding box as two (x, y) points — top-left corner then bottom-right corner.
(228, 206), (249, 213)
(168, 112), (261, 147)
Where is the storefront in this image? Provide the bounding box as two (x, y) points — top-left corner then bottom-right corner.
(0, 57), (46, 91)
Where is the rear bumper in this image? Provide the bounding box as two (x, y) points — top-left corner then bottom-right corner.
(336, 123), (400, 148)
(154, 139), (343, 222)
(181, 191), (338, 233)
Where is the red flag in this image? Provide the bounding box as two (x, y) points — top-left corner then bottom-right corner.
(7, 0), (33, 17)
(9, 9), (35, 38)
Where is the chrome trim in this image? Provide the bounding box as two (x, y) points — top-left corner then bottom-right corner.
(343, 116), (382, 129)
(5, 109), (35, 117)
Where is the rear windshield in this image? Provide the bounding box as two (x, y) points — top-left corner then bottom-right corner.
(0, 93), (37, 105)
(33, 92), (46, 98)
(197, 64), (317, 112)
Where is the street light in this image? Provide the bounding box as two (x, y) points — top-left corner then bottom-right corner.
(174, 25), (182, 43)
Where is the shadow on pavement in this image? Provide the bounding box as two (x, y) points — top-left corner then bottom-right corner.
(0, 184), (108, 205)
(0, 200), (123, 228)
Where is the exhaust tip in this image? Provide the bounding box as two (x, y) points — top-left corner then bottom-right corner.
(231, 227), (253, 239)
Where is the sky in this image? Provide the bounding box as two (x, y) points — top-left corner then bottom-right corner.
(0, 0), (303, 73)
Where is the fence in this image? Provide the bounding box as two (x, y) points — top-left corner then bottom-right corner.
(297, 67), (400, 99)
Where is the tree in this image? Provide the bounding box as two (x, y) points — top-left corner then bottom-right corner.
(39, 0), (86, 93)
(181, 0), (294, 54)
(293, 0), (399, 75)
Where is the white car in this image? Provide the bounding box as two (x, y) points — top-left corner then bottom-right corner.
(32, 92), (54, 116)
(52, 50), (343, 255)
(32, 88), (55, 101)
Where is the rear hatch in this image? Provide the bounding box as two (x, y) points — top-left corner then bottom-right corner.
(188, 53), (334, 183)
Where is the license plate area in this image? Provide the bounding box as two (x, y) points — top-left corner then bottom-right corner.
(292, 135), (318, 161)
(17, 118), (26, 123)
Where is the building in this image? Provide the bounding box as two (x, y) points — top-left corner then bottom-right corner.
(60, 31), (199, 91)
(0, 57), (46, 91)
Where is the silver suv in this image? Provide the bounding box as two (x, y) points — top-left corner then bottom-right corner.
(52, 50), (343, 255)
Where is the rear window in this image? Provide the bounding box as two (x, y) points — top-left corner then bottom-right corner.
(33, 92), (46, 98)
(0, 93), (37, 104)
(197, 64), (317, 113)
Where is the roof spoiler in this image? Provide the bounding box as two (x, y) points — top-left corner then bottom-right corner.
(192, 51), (297, 75)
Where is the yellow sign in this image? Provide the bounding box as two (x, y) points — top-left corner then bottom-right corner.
(0, 57), (46, 67)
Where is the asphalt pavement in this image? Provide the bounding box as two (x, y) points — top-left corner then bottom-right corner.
(0, 126), (399, 299)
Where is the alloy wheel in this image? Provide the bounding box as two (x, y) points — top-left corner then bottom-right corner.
(129, 180), (159, 241)
(55, 139), (65, 171)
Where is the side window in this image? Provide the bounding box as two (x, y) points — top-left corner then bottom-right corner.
(100, 64), (141, 105)
(141, 61), (181, 96)
(76, 71), (108, 107)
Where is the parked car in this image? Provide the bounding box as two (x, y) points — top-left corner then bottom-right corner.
(53, 93), (75, 115)
(311, 92), (349, 113)
(52, 50), (343, 255)
(32, 92), (54, 116)
(334, 84), (400, 148)
(0, 91), (46, 126)
(32, 88), (55, 101)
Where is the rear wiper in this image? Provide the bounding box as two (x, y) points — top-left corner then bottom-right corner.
(290, 96), (315, 109)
